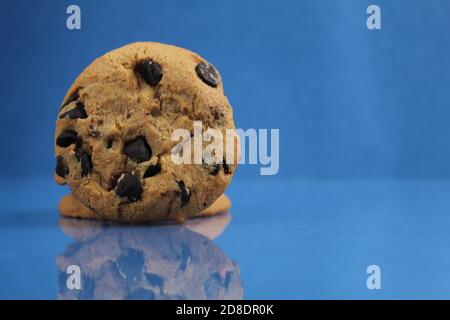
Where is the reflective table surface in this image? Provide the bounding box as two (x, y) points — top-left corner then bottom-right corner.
(2, 177), (450, 299)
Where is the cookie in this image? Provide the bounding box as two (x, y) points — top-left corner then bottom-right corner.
(58, 194), (98, 219)
(57, 216), (243, 299)
(54, 42), (238, 223)
(194, 193), (231, 217)
(58, 193), (231, 222)
(54, 173), (66, 185)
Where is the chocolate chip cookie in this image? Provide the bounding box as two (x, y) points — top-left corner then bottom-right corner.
(54, 42), (238, 223)
(58, 193), (231, 222)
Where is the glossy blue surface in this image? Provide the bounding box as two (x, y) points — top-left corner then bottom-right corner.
(1, 0), (450, 299)
(2, 177), (450, 299)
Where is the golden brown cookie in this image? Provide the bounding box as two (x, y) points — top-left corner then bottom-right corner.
(59, 193), (231, 222)
(194, 193), (231, 217)
(54, 42), (238, 223)
(54, 174), (66, 185)
(58, 194), (98, 219)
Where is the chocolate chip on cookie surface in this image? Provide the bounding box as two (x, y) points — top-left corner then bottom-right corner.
(115, 173), (143, 202)
(59, 102), (88, 119)
(55, 156), (69, 178)
(143, 163), (161, 178)
(195, 62), (219, 87)
(135, 60), (163, 86)
(54, 42), (238, 223)
(56, 130), (78, 147)
(74, 144), (92, 177)
(124, 137), (152, 163)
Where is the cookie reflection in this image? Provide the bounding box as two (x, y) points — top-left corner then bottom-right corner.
(57, 213), (243, 300)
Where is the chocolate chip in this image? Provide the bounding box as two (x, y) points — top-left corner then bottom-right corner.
(75, 146), (92, 176)
(135, 60), (163, 86)
(177, 180), (190, 207)
(209, 107), (224, 121)
(60, 91), (79, 110)
(210, 164), (221, 175)
(195, 61), (219, 87)
(223, 161), (231, 174)
(115, 173), (143, 202)
(59, 102), (88, 119)
(203, 160), (221, 175)
(124, 137), (152, 163)
(143, 163), (161, 178)
(55, 156), (69, 178)
(106, 138), (114, 149)
(56, 130), (78, 148)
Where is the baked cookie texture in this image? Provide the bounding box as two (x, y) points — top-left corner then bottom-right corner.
(54, 42), (238, 223)
(59, 193), (231, 222)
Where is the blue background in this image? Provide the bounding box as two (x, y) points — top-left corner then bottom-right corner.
(1, 0), (450, 299)
(1, 0), (450, 179)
